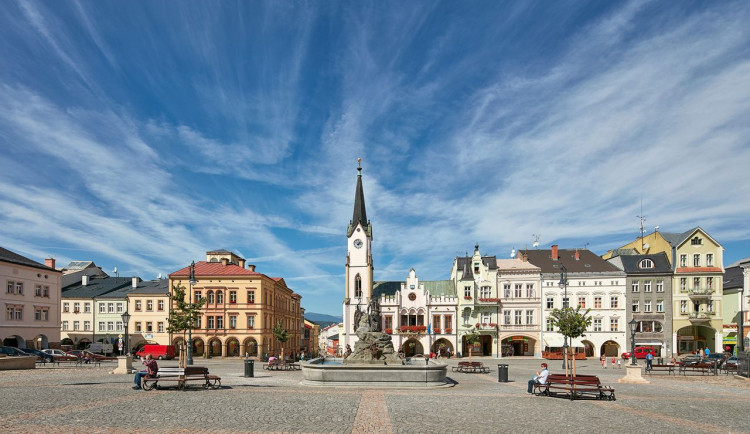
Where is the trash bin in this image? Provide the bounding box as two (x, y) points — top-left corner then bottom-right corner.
(498, 364), (509, 382)
(658, 357), (664, 365)
(244, 359), (254, 378)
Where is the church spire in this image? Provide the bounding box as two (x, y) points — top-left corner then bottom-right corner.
(348, 158), (371, 237)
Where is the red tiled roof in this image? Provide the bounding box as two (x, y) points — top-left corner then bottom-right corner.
(676, 267), (723, 273)
(169, 261), (262, 278)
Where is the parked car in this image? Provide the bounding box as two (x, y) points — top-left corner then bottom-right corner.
(680, 354), (702, 365)
(0, 346), (30, 357)
(705, 353), (726, 366)
(136, 345), (176, 360)
(20, 348), (55, 363)
(724, 356), (738, 368)
(42, 349), (78, 362)
(621, 346), (657, 359)
(86, 342), (113, 355)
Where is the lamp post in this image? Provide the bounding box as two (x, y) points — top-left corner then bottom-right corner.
(559, 264), (568, 370)
(739, 280), (745, 353)
(187, 261), (196, 366)
(629, 318), (638, 366)
(120, 311), (131, 356)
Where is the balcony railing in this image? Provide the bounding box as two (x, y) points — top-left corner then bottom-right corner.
(688, 312), (714, 322)
(688, 288), (714, 298)
(477, 298), (501, 304)
(502, 324), (539, 330)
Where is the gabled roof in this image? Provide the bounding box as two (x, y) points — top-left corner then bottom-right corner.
(661, 227), (721, 249)
(0, 247), (58, 272)
(61, 276), (134, 298)
(206, 249), (233, 254)
(169, 261), (262, 278)
(455, 255), (498, 271)
(614, 253), (673, 274)
(723, 266), (744, 291)
(128, 278), (170, 295)
(519, 248), (623, 274)
(496, 259), (540, 272)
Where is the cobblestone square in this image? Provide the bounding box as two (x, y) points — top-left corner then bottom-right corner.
(1, 357), (748, 433)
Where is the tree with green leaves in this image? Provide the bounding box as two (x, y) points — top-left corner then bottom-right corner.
(463, 328), (480, 361)
(272, 320), (289, 362)
(166, 283), (205, 368)
(549, 306), (592, 377)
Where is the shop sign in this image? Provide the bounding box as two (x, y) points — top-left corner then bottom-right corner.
(678, 336), (694, 341)
(511, 336), (527, 342)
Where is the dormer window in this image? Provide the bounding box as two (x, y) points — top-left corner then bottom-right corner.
(691, 236), (702, 245)
(638, 259), (654, 269)
(474, 263), (480, 274)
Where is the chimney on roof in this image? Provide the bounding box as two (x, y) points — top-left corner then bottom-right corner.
(238, 258), (246, 268)
(575, 249), (580, 261)
(45, 258), (55, 269)
(82, 275), (89, 286)
(522, 252), (528, 262)
(132, 277), (138, 288)
(551, 245), (558, 261)
(221, 258), (229, 266)
(248, 264), (256, 272)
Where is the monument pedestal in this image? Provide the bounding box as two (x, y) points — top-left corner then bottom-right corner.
(110, 355), (134, 374)
(618, 363), (650, 384)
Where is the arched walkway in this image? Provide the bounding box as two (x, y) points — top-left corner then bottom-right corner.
(243, 337), (258, 357)
(193, 338), (205, 356)
(500, 336), (537, 357)
(403, 338), (423, 357)
(77, 338), (91, 350)
(226, 337), (240, 357)
(33, 334), (49, 350)
(600, 340), (619, 357)
(208, 338), (222, 357)
(582, 340), (595, 357)
(61, 338), (74, 346)
(431, 338), (453, 356)
(677, 325), (717, 355)
(3, 335), (25, 348)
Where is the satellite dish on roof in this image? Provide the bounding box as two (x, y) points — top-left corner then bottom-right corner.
(510, 249), (516, 258)
(157, 273), (162, 279)
(113, 267), (118, 277)
(532, 234), (540, 248)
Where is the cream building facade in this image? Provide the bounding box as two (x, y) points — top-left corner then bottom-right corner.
(497, 257), (542, 357)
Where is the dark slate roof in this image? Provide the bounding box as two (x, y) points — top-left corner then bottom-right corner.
(206, 249), (233, 254)
(608, 248), (638, 258)
(61, 267), (109, 288)
(616, 253), (673, 274)
(61, 276), (133, 298)
(373, 281), (401, 298)
(455, 255), (498, 271)
(0, 247), (58, 272)
(127, 278), (170, 295)
(519, 249), (623, 274)
(347, 163), (371, 237)
(62, 261), (97, 272)
(723, 266), (744, 290)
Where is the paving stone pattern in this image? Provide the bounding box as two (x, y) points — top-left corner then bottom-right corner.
(0, 358), (748, 433)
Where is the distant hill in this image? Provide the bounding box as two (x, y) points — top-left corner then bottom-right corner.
(305, 312), (342, 327)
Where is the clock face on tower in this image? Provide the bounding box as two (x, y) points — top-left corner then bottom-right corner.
(353, 239), (363, 249)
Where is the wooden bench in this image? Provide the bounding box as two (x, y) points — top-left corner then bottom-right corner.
(452, 361), (489, 373)
(142, 366), (221, 390)
(75, 357), (101, 367)
(645, 364), (676, 375)
(678, 362), (717, 376)
(263, 360), (301, 371)
(722, 364), (737, 375)
(534, 374), (615, 401)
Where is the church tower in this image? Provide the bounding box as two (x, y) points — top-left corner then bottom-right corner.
(343, 159), (373, 349)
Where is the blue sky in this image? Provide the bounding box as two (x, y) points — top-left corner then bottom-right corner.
(1, 1), (749, 316)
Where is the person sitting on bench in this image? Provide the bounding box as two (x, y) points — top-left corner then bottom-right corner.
(527, 362), (549, 394)
(133, 354), (158, 390)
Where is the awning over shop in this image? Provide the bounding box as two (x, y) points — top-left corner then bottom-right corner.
(723, 333), (737, 344)
(635, 340), (664, 346)
(543, 335), (584, 348)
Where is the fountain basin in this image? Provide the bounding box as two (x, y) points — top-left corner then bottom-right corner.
(301, 358), (451, 388)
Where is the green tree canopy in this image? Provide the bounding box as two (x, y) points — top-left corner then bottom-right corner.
(166, 283), (206, 336)
(273, 320), (289, 345)
(549, 306), (592, 339)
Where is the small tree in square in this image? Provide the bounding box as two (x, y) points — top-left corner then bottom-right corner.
(166, 283), (205, 368)
(549, 306), (592, 377)
(463, 328), (480, 362)
(273, 320), (289, 362)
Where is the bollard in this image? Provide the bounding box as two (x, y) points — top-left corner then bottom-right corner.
(244, 359), (254, 377)
(498, 364), (509, 382)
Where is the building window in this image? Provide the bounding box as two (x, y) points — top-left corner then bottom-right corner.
(230, 291), (237, 304)
(693, 277), (700, 289)
(217, 316), (224, 329)
(526, 284), (535, 298)
(208, 316), (215, 329)
(594, 296), (602, 308)
(158, 322), (164, 333)
(107, 321), (114, 331)
(503, 283), (511, 298)
(247, 291), (255, 303)
(445, 315), (452, 329)
(562, 297), (569, 308)
(656, 280), (664, 292)
(578, 296), (586, 308)
(632, 281), (639, 292)
(99, 303), (105, 313)
(217, 291), (224, 304)
(480, 286), (491, 298)
(680, 254), (687, 267)
(355, 274), (362, 298)
(593, 318), (602, 332)
(43, 286), (49, 297)
(610, 318), (619, 332)
(229, 316), (237, 329)
(135, 300), (142, 311)
(195, 291), (202, 303)
(707, 300), (714, 313)
(63, 302), (69, 313)
(464, 286), (472, 298)
(35, 308), (42, 320)
(135, 322), (141, 332)
(84, 303), (91, 313)
(680, 300), (688, 314)
(546, 318), (554, 332)
(707, 277), (713, 290)
(632, 301), (639, 313)
(99, 322), (106, 331)
(62, 321), (68, 330)
(195, 316), (202, 329)
(108, 303), (114, 313)
(693, 254), (700, 267)
(147, 300), (153, 311)
(158, 300), (164, 311)
(71, 320), (79, 330)
(546, 297), (554, 309)
(385, 316), (394, 331)
(116, 321), (123, 331)
(146, 322), (153, 332)
(207, 291), (215, 304)
(656, 300), (664, 313)
(84, 321), (91, 331)
(691, 236), (702, 245)
(526, 310), (534, 325)
(6, 281), (13, 294)
(432, 315), (441, 330)
(706, 253), (713, 267)
(35, 284), (42, 296)
(680, 278), (687, 292)
(639, 259), (654, 269)
(610, 296), (618, 309)
(504, 311), (511, 325)
(514, 310), (522, 325)
(73, 302), (80, 313)
(644, 281), (652, 292)
(644, 300), (652, 313)
(514, 284), (522, 298)
(117, 302), (123, 313)
(16, 282), (23, 295)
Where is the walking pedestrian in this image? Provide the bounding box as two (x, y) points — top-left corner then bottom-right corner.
(645, 352), (654, 371)
(611, 356), (616, 368)
(617, 358), (622, 369)
(601, 355), (606, 369)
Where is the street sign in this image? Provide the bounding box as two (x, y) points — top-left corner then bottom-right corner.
(118, 334), (123, 338)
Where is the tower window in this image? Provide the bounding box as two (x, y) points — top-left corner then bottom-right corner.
(355, 274), (362, 298)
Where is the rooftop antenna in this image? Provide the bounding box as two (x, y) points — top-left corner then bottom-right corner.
(583, 242), (589, 250)
(532, 234), (540, 248)
(637, 201), (646, 252)
(510, 248), (516, 258)
(113, 266), (119, 277)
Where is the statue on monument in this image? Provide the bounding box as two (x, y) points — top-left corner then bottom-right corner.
(367, 297), (381, 332)
(353, 305), (363, 331)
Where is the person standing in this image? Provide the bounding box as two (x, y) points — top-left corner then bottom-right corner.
(601, 355), (606, 369)
(133, 354), (158, 390)
(645, 352), (654, 371)
(527, 363), (549, 394)
(705, 347), (710, 358)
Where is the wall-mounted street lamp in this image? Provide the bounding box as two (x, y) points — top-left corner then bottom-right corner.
(559, 264), (568, 370)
